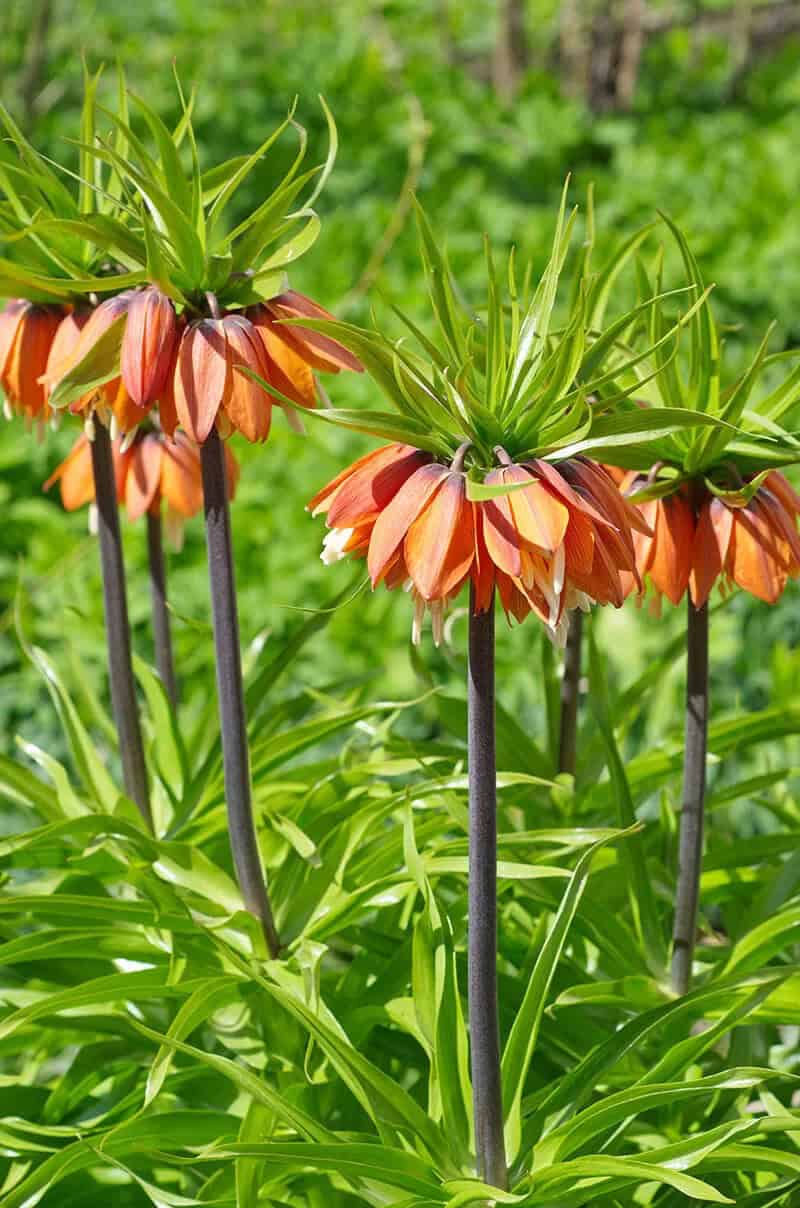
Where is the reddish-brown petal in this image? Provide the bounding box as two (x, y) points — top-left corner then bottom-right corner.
(648, 493), (695, 606)
(125, 434), (164, 520)
(368, 463), (449, 586)
(327, 446), (431, 529)
(173, 320), (230, 443)
(221, 315), (272, 443)
(264, 292), (363, 374)
(121, 288), (179, 408)
(405, 474), (474, 600)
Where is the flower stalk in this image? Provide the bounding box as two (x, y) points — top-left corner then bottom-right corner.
(89, 417), (152, 830)
(671, 593), (709, 994)
(557, 610), (583, 776)
(145, 510), (178, 709)
(467, 587), (507, 1190)
(200, 426), (280, 958)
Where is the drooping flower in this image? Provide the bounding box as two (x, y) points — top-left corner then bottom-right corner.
(0, 300), (63, 422)
(44, 428), (239, 547)
(613, 470), (800, 608)
(309, 443), (650, 645)
(173, 293), (362, 445)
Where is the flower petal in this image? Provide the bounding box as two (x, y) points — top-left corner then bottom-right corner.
(405, 474), (474, 600)
(121, 287), (179, 407)
(126, 434), (164, 520)
(367, 463), (448, 586)
(221, 315), (272, 443)
(173, 319), (229, 443)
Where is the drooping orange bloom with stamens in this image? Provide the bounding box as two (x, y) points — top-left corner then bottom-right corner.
(45, 429), (239, 545)
(309, 444), (650, 644)
(613, 470), (800, 608)
(0, 300), (63, 421)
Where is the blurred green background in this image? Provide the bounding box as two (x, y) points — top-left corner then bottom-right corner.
(2, 0), (800, 788)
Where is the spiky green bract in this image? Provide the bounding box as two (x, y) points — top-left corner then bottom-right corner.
(593, 214), (800, 490)
(0, 63), (148, 301)
(54, 73), (336, 311)
(263, 186), (728, 476)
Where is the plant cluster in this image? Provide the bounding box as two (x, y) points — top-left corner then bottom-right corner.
(2, 66), (800, 1208)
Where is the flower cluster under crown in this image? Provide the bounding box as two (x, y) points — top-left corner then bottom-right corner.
(310, 443), (650, 644)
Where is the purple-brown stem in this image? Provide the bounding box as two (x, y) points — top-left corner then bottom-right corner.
(201, 427), (280, 958)
(89, 417), (152, 829)
(671, 594), (709, 994)
(146, 509), (178, 709)
(557, 610), (583, 776)
(468, 586), (507, 1189)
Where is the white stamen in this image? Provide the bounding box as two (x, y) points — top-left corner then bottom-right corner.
(109, 413), (120, 441)
(120, 426), (138, 454)
(549, 544), (565, 626)
(430, 600), (444, 647)
(320, 526), (354, 565)
(164, 509), (185, 552)
(412, 592), (425, 646)
(49, 412), (61, 432)
(84, 416), (96, 442)
(3, 399), (13, 421)
(88, 503), (98, 536)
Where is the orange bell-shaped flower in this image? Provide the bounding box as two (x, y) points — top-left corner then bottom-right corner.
(1, 300), (63, 420)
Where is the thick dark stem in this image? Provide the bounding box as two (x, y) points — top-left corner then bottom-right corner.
(201, 428), (280, 958)
(89, 420), (152, 830)
(467, 589), (507, 1190)
(146, 510), (178, 709)
(557, 610), (583, 776)
(671, 597), (709, 994)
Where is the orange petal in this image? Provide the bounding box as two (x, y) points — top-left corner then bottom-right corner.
(265, 292), (363, 373)
(160, 434), (204, 517)
(126, 434), (164, 520)
(327, 446), (430, 528)
(690, 497), (732, 607)
(3, 307), (62, 415)
(648, 494), (694, 606)
(221, 315), (271, 443)
(471, 507), (496, 614)
(367, 463), (448, 586)
(308, 444), (420, 516)
(121, 287), (179, 407)
(0, 300), (29, 377)
(504, 466), (569, 553)
(250, 308), (317, 408)
(173, 320), (229, 443)
(405, 474), (474, 600)
(43, 435), (95, 510)
(729, 502), (787, 603)
(481, 470), (522, 577)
